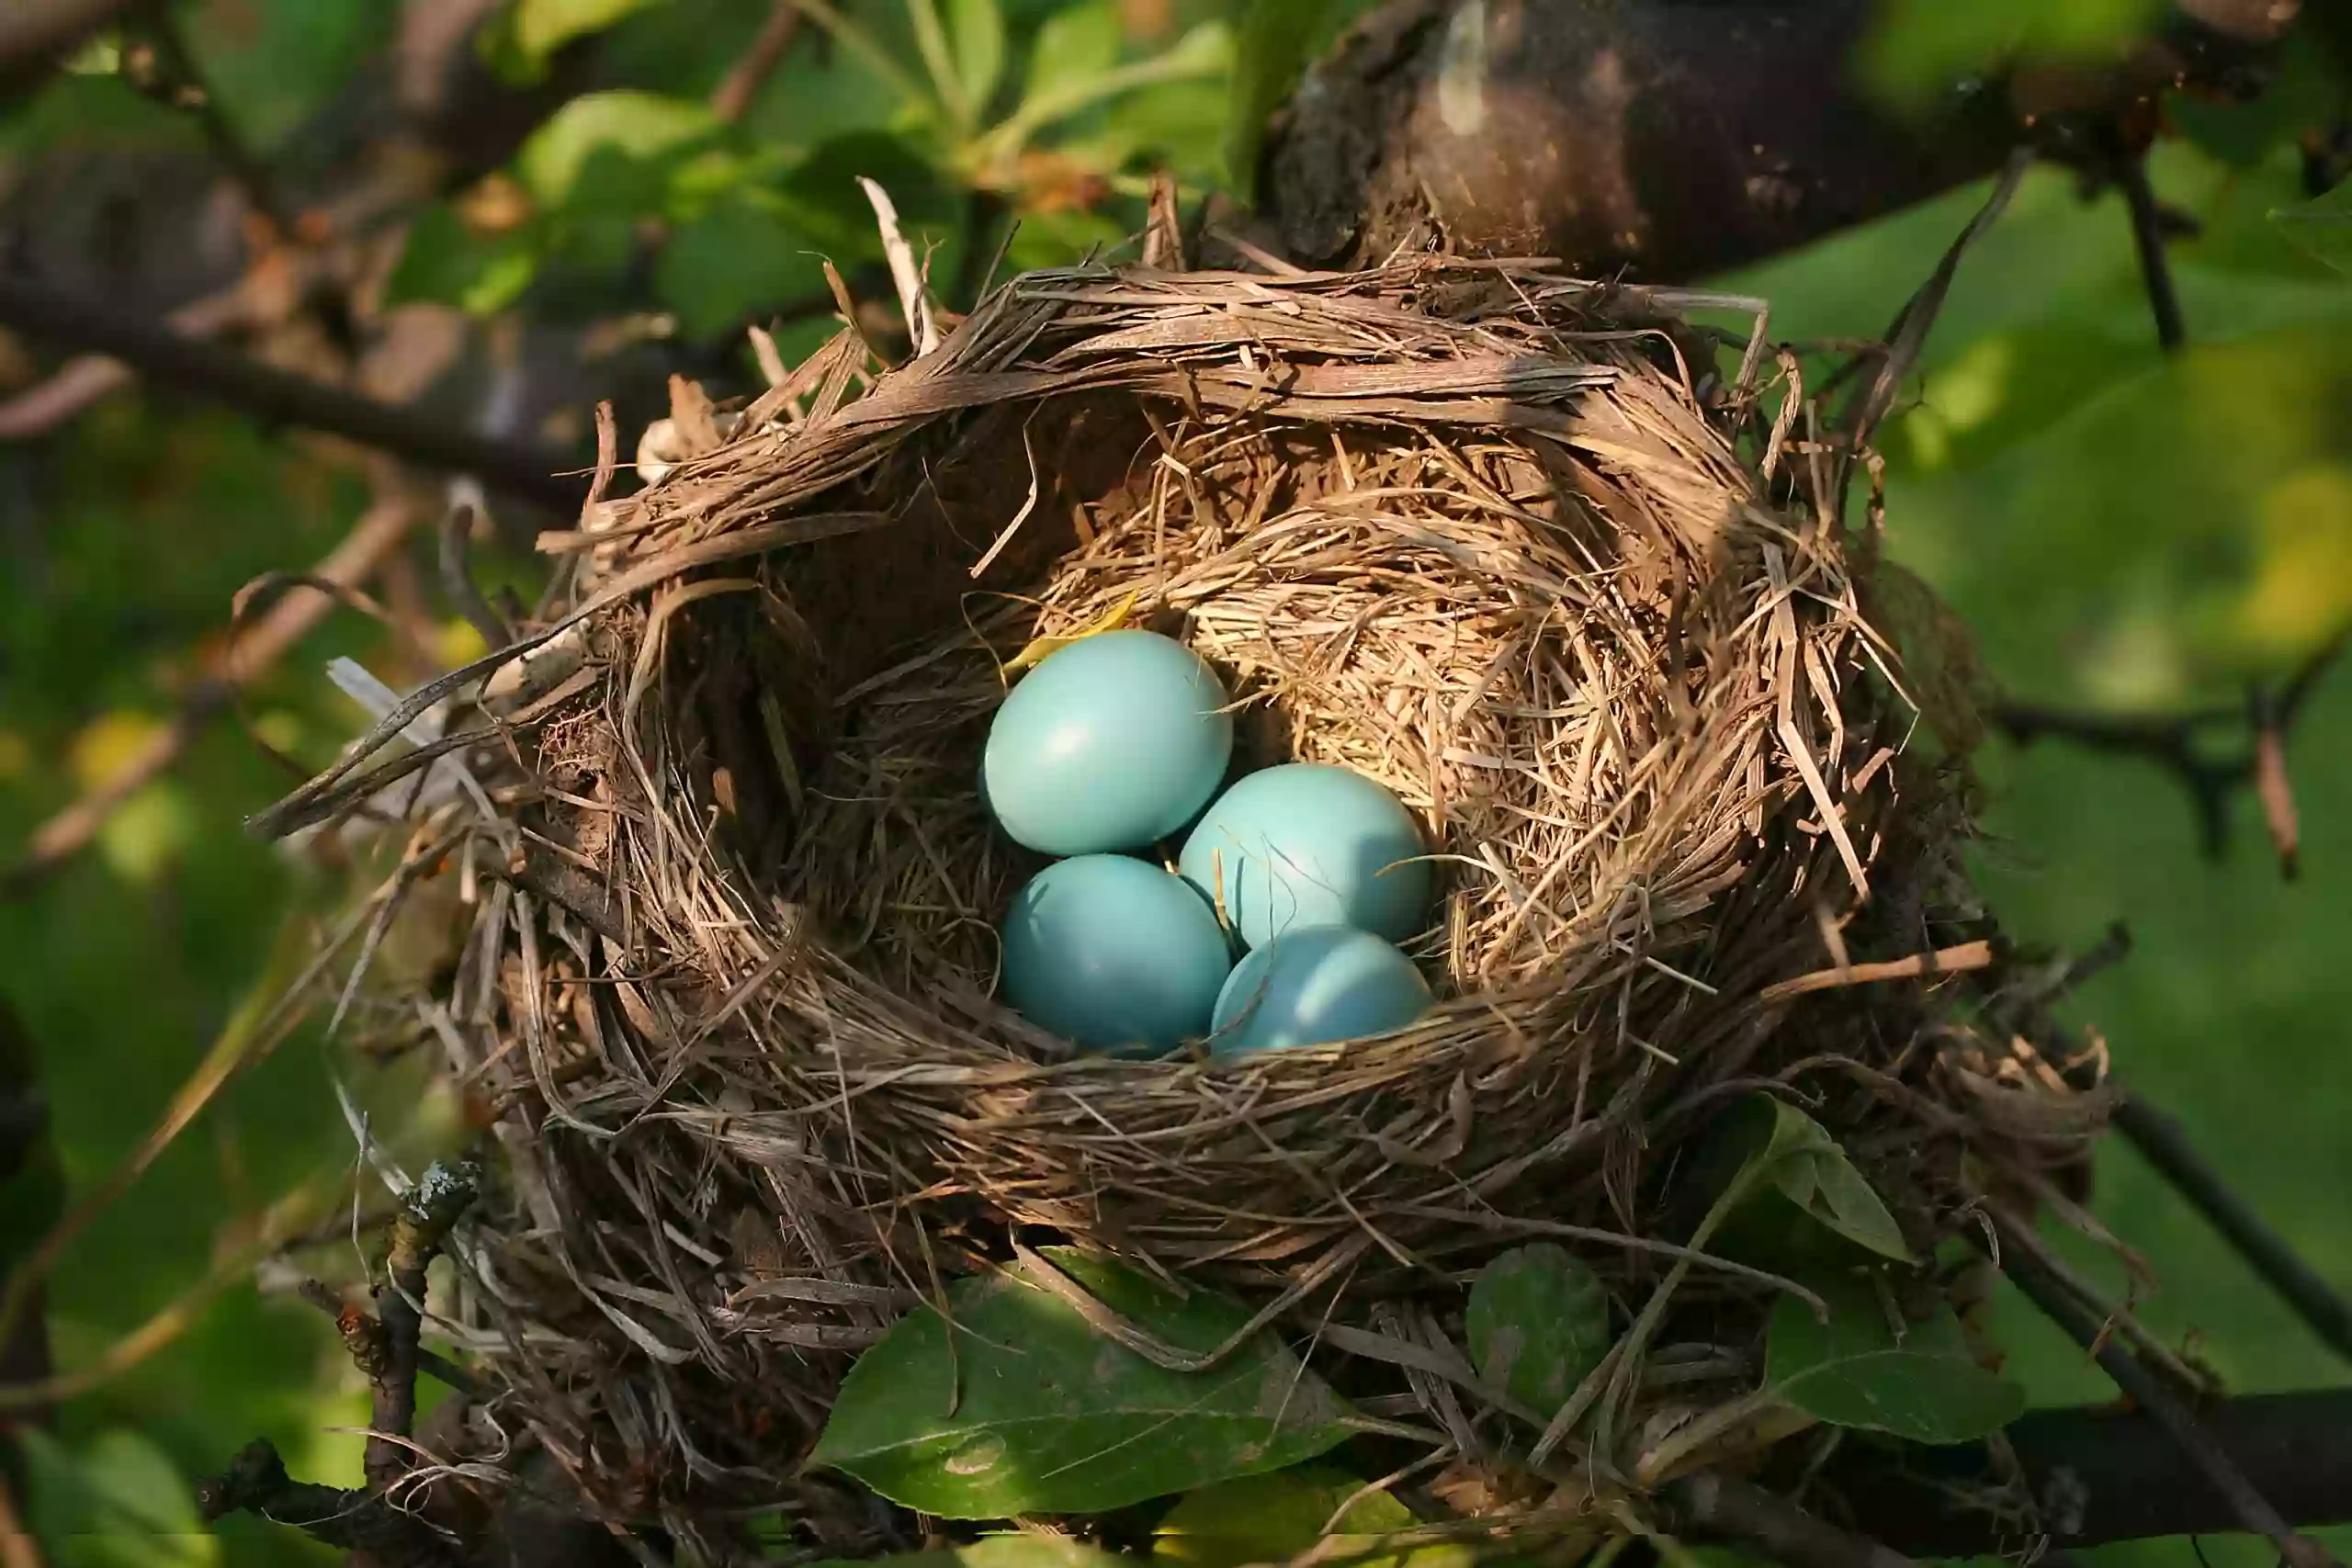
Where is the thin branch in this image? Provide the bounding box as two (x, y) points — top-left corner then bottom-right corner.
(1665, 1471), (1922, 1568)
(123, 0), (293, 234)
(1993, 626), (2348, 876)
(364, 1161), (479, 1492)
(2116, 149), (2187, 353)
(1988, 1215), (2342, 1568)
(0, 273), (579, 508)
(2112, 1091), (2352, 1365)
(0, 0), (134, 73)
(295, 1280), (484, 1400)
(198, 1439), (460, 1568)
(709, 0), (804, 125)
(0, 483), (419, 897)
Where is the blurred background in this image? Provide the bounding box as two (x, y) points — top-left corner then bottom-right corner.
(0, 0), (2345, 1564)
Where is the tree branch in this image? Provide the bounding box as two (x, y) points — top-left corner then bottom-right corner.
(2112, 1092), (2352, 1365)
(1990, 1217), (2342, 1568)
(2116, 149), (2188, 352)
(364, 1161), (478, 1493)
(709, 0), (804, 126)
(198, 1438), (460, 1568)
(122, 0), (293, 236)
(1993, 626), (2348, 878)
(0, 0), (135, 75)
(0, 273), (580, 509)
(1665, 1472), (1923, 1568)
(0, 481), (420, 899)
(1813, 1388), (2352, 1555)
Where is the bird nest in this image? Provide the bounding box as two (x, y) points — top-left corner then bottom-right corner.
(260, 254), (2108, 1562)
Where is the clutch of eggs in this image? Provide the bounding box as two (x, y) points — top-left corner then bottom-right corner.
(983, 628), (1434, 1057)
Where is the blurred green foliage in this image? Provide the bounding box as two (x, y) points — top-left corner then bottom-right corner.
(0, 2), (2346, 1566)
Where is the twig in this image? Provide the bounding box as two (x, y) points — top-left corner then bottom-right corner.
(0, 273), (578, 507)
(0, 279), (262, 437)
(1664, 1471), (1922, 1568)
(0, 0), (134, 73)
(364, 1160), (479, 1492)
(1818, 1387), (2352, 1554)
(296, 1280), (485, 1399)
(2116, 149), (2187, 353)
(1994, 626), (2347, 877)
(1, 484), (418, 897)
(438, 488), (510, 649)
(709, 0), (804, 125)
(1988, 1215), (2342, 1568)
(124, 0), (292, 234)
(2112, 1092), (2352, 1365)
(1760, 939), (1995, 1004)
(198, 1439), (460, 1568)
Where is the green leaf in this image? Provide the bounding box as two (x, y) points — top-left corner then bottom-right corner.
(2273, 179), (2352, 278)
(19, 1427), (221, 1568)
(808, 1540), (1135, 1568)
(949, 0), (1009, 121)
(1765, 1273), (2025, 1444)
(808, 1249), (1357, 1517)
(1464, 1244), (1610, 1416)
(655, 194), (809, 341)
(1225, 0), (1333, 202)
(514, 0), (659, 62)
(1696, 1095), (1914, 1265)
(516, 90), (718, 205)
(1155, 1466), (1418, 1568)
(1858, 0), (2165, 108)
(1023, 1), (1125, 108)
(384, 204), (540, 316)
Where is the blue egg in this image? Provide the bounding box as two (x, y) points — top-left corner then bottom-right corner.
(982, 631), (1234, 856)
(1001, 855), (1234, 1057)
(1210, 926), (1432, 1056)
(1179, 763), (1431, 949)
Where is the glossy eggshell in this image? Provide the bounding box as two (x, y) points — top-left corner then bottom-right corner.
(981, 631), (1234, 856)
(1000, 855), (1234, 1058)
(1209, 925), (1432, 1056)
(1178, 763), (1431, 949)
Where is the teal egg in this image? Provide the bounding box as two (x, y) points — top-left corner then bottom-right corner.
(982, 630), (1234, 856)
(1210, 926), (1432, 1056)
(1179, 763), (1431, 949)
(1001, 855), (1234, 1057)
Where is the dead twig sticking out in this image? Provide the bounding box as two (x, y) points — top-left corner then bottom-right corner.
(1987, 1213), (2345, 1568)
(1993, 625), (2349, 878)
(2112, 1093), (2352, 1366)
(709, 0), (805, 125)
(0, 481), (420, 898)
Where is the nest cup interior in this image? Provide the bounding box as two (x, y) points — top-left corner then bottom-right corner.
(605, 269), (1921, 1292)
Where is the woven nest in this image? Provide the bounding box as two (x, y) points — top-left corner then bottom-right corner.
(264, 254), (2109, 1558)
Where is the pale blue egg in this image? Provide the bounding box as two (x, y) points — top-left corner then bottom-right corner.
(982, 631), (1234, 856)
(1001, 855), (1233, 1057)
(1210, 926), (1432, 1056)
(1179, 763), (1431, 949)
